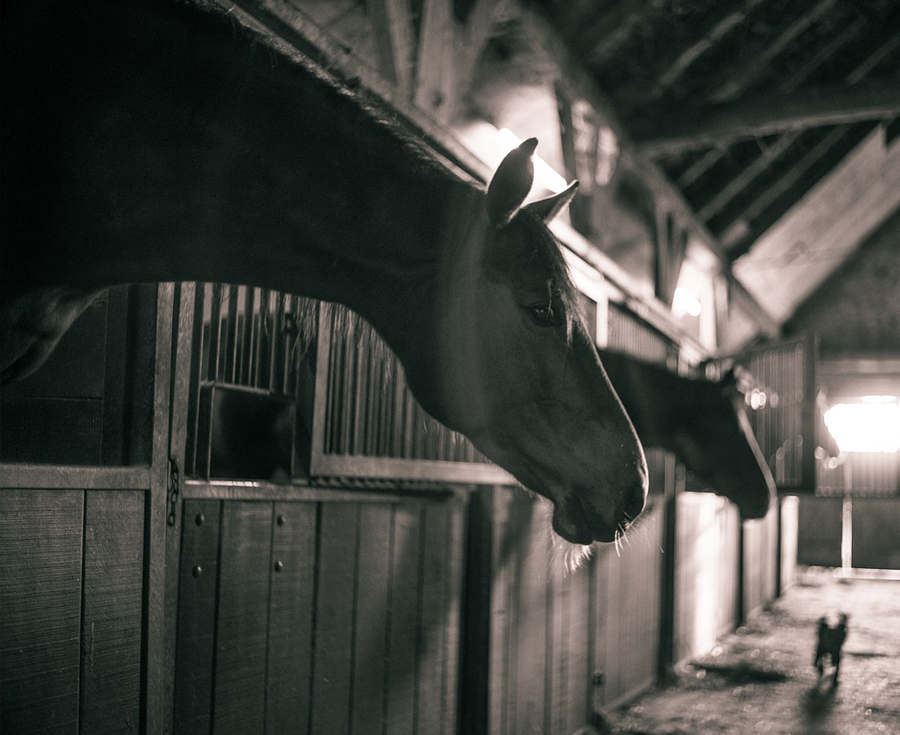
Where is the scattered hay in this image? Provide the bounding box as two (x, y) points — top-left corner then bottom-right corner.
(689, 660), (788, 683)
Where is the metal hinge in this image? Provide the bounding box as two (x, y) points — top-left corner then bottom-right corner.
(167, 455), (181, 527)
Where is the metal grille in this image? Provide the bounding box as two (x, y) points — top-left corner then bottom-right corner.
(742, 338), (810, 491)
(318, 304), (490, 464)
(185, 283), (317, 478)
(606, 302), (672, 364)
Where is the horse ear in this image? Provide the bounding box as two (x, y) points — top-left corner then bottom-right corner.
(524, 180), (579, 222)
(486, 138), (537, 226)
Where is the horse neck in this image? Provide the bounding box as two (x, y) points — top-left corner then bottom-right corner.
(6, 0), (485, 364)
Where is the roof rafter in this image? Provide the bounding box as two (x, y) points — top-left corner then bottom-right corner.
(632, 82), (900, 156)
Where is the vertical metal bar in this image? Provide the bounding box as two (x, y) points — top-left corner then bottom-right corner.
(239, 286), (252, 386)
(248, 288), (260, 389)
(210, 284), (225, 383)
(352, 323), (367, 456)
(340, 312), (355, 455)
(225, 285), (238, 384)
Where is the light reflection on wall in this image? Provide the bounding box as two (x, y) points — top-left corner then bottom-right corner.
(693, 499), (720, 655)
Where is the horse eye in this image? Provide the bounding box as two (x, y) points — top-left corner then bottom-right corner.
(527, 303), (563, 327)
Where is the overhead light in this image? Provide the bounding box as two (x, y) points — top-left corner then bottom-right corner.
(824, 397), (900, 453)
(673, 287), (702, 317)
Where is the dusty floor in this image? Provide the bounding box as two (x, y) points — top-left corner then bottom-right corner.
(600, 569), (900, 735)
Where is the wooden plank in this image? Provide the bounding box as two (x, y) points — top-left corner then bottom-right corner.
(591, 543), (612, 708)
(147, 282), (175, 734)
(414, 0), (455, 119)
(310, 503), (358, 735)
(489, 488), (514, 735)
(173, 500), (221, 735)
(385, 504), (422, 735)
(212, 502), (273, 735)
(568, 561), (590, 732)
(459, 489), (493, 735)
(0, 489), (83, 734)
(0, 464), (150, 490)
(441, 499), (465, 735)
(80, 491), (144, 734)
(368, 0), (414, 98)
(266, 501), (318, 735)
(416, 503), (450, 733)
(163, 282), (197, 733)
(513, 497), (547, 733)
(350, 504), (392, 733)
(183, 479), (451, 504)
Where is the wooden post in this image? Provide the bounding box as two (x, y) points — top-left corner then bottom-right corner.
(656, 453), (678, 682)
(459, 487), (494, 735)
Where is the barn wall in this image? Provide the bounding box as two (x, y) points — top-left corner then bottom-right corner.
(785, 207), (900, 356)
(851, 498), (900, 570)
(797, 496), (843, 567)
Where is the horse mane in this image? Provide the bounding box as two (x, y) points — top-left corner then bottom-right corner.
(199, 0), (468, 188)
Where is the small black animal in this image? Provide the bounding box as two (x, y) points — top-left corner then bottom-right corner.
(814, 613), (849, 685)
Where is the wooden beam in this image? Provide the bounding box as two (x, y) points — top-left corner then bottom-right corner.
(633, 83), (900, 155)
(414, 0), (455, 118)
(733, 127), (900, 325)
(696, 132), (800, 221)
(650, 0), (767, 100)
(577, 1), (648, 63)
(368, 0), (415, 99)
(709, 0), (842, 103)
(719, 125), (852, 252)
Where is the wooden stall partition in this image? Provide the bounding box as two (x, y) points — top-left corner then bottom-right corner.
(0, 488), (148, 735)
(171, 492), (465, 735)
(673, 493), (740, 665)
(481, 486), (665, 734)
(741, 501), (779, 620)
(483, 488), (596, 735)
(779, 495), (800, 593)
(796, 495), (843, 567)
(591, 500), (665, 711)
(0, 284), (175, 735)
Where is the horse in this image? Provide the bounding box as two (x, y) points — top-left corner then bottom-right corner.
(598, 349), (775, 518)
(0, 0), (647, 545)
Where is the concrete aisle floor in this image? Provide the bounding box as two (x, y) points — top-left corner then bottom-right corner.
(600, 569), (900, 735)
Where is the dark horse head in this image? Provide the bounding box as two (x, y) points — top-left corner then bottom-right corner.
(410, 140), (649, 543)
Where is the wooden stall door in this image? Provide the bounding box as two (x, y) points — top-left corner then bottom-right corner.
(172, 495), (465, 735)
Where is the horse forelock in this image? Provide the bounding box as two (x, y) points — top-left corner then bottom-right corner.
(486, 210), (581, 341)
